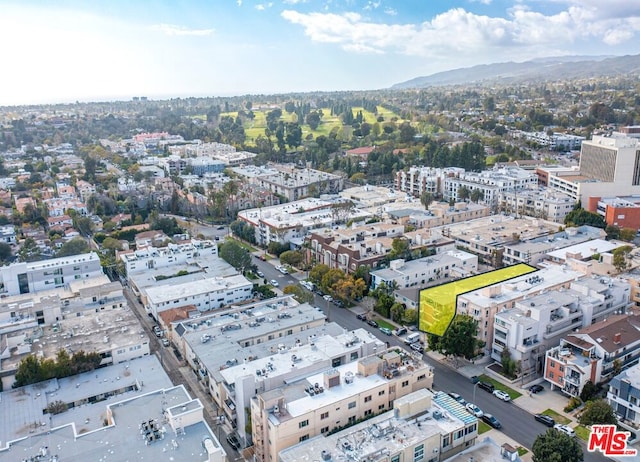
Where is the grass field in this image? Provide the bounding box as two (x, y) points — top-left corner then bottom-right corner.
(418, 263), (537, 336)
(217, 105), (403, 146)
(375, 319), (395, 330)
(478, 421), (491, 434)
(541, 409), (570, 425)
(478, 374), (522, 400)
(575, 425), (590, 441)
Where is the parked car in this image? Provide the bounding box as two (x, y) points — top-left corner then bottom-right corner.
(554, 424), (576, 437)
(448, 393), (466, 405)
(410, 342), (424, 353)
(493, 390), (511, 402)
(256, 271), (264, 278)
(534, 414), (555, 427)
(270, 279), (279, 287)
(217, 225), (225, 230)
(470, 375), (480, 384)
(333, 299), (345, 307)
(226, 433), (241, 450)
(482, 414), (502, 429)
(367, 319), (379, 328)
(323, 294), (333, 302)
(478, 381), (495, 393)
(153, 326), (163, 337)
(379, 327), (392, 336)
(529, 384), (544, 394)
(356, 313), (367, 321)
(465, 403), (484, 418)
(161, 338), (170, 347)
(393, 327), (408, 336)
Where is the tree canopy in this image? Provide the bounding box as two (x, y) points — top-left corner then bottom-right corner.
(13, 350), (102, 388)
(56, 237), (90, 257)
(219, 241), (251, 273)
(532, 428), (583, 462)
(564, 207), (606, 228)
(579, 399), (617, 426)
(430, 315), (482, 359)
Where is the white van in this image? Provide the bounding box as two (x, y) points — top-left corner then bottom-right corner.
(404, 333), (421, 344)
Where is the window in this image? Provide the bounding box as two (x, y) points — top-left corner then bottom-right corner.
(413, 444), (424, 462)
(417, 374), (426, 381)
(364, 395), (372, 403)
(378, 404), (385, 410)
(391, 456), (400, 462)
(350, 352), (359, 361)
(321, 412), (329, 420)
(402, 380), (409, 388)
(348, 401), (356, 409)
(299, 419), (309, 428)
(364, 409), (372, 417)
(443, 435), (450, 447)
(299, 434), (309, 442)
(378, 390), (385, 396)
(321, 426), (329, 434)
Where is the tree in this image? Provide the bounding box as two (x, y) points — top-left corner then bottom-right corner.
(18, 237), (42, 262)
(579, 380), (599, 402)
(306, 111), (321, 130)
(0, 242), (12, 263)
(437, 315), (481, 360)
(620, 228), (637, 242)
(501, 348), (517, 378)
(420, 192), (433, 209)
(56, 237), (90, 257)
(309, 264), (330, 287)
(280, 250), (305, 268)
(564, 207), (606, 228)
(532, 428), (583, 462)
(579, 399), (617, 426)
(389, 238), (410, 260)
(219, 241), (251, 273)
(457, 186), (470, 201)
(283, 285), (314, 304)
(470, 189), (484, 203)
(613, 245), (632, 273)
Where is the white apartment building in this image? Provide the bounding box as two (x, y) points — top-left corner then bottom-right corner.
(457, 265), (585, 356)
(492, 275), (631, 377)
(518, 131), (585, 150)
(279, 389), (478, 462)
(0, 251), (103, 296)
(502, 226), (606, 266)
(119, 239), (218, 274)
(0, 224), (16, 245)
(371, 250), (478, 290)
(238, 198), (371, 246)
(396, 166), (463, 197)
(251, 349), (435, 462)
(143, 274), (253, 318)
(498, 187), (575, 222)
(175, 297), (385, 446)
(444, 167), (538, 205)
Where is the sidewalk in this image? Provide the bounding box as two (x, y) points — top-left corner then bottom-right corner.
(426, 350), (576, 423)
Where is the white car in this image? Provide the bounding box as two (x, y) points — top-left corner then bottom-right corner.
(493, 390), (511, 402)
(554, 424), (576, 437)
(323, 295), (333, 302)
(465, 403), (484, 418)
(270, 279), (279, 287)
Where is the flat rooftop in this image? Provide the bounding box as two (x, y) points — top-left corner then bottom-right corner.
(546, 238), (621, 261)
(145, 274), (251, 304)
(0, 355), (174, 454)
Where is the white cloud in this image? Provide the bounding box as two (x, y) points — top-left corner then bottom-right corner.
(150, 23), (214, 36)
(282, 5), (640, 60)
(237, 0), (242, 5)
(283, 0), (306, 4)
(384, 8), (397, 16)
(256, 3), (273, 10)
(469, 0), (492, 5)
(363, 1), (381, 11)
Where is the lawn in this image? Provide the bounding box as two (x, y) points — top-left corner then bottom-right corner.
(517, 447), (528, 456)
(574, 425), (590, 441)
(375, 319), (395, 330)
(540, 409), (570, 425)
(478, 421), (491, 434)
(478, 374), (522, 400)
(225, 237), (258, 253)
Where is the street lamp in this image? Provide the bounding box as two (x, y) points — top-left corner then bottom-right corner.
(472, 381), (479, 403)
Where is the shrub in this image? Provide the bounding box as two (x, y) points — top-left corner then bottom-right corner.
(564, 396), (582, 413)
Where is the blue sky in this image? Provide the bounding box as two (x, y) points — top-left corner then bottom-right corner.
(1, 0), (639, 105)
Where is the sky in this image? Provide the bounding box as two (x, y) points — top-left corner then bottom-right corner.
(1, 0), (640, 106)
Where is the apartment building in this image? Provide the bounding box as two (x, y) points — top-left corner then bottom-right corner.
(143, 273), (253, 318)
(119, 239), (218, 274)
(545, 314), (640, 397)
(251, 348), (435, 462)
(492, 275), (631, 377)
(434, 214), (559, 266)
(498, 187), (575, 223)
(517, 131), (585, 150)
(371, 250), (478, 290)
(238, 198), (371, 246)
(607, 363), (640, 432)
(388, 202), (490, 229)
(593, 195), (640, 229)
(0, 224), (16, 245)
(457, 265), (584, 356)
(444, 167), (538, 206)
(502, 226), (606, 266)
(0, 356), (225, 462)
(174, 297), (385, 447)
(279, 389), (478, 462)
(395, 166), (462, 197)
(0, 251), (103, 296)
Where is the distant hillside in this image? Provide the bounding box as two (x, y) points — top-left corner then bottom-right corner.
(392, 54), (640, 89)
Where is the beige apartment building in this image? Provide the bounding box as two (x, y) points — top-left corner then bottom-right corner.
(251, 348), (434, 462)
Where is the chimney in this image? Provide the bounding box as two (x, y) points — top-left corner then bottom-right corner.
(613, 333), (622, 344)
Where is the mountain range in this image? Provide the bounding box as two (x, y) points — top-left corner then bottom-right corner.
(392, 54), (640, 89)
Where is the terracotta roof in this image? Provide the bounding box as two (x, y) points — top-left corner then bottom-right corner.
(158, 305), (197, 327)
